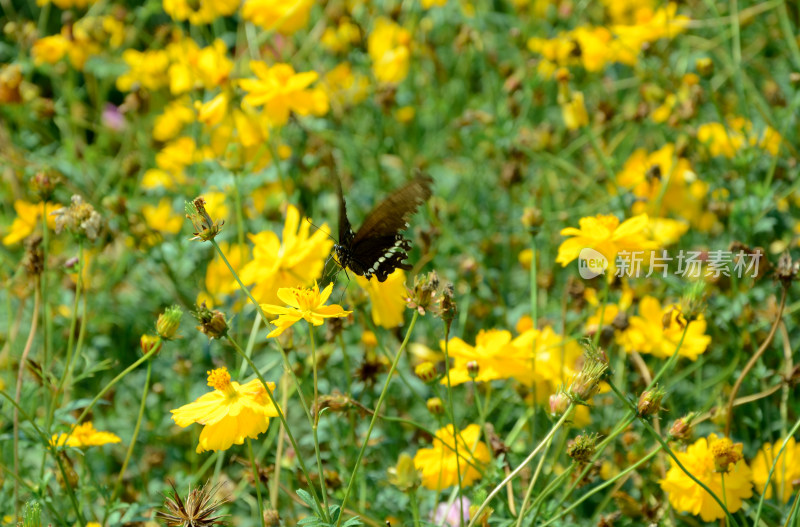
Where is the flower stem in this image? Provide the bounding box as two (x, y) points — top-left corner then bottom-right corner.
(441, 325), (464, 527)
(309, 325), (331, 516)
(105, 358), (152, 523)
(226, 334), (327, 519)
(466, 404), (575, 527)
(248, 438), (266, 527)
(13, 284), (39, 519)
(336, 311), (420, 527)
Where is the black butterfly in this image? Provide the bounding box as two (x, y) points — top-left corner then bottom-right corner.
(334, 174), (433, 282)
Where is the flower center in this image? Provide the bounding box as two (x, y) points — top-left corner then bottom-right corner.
(207, 367), (237, 397)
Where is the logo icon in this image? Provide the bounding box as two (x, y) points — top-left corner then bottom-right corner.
(578, 248), (608, 279)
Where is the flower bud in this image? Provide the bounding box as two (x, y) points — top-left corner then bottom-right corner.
(31, 170), (58, 200)
(637, 386), (666, 418)
(549, 389), (571, 416)
(263, 509), (281, 527)
(466, 360), (480, 379)
(426, 397), (444, 416)
(566, 433), (598, 464)
(414, 361), (437, 383)
(695, 57), (714, 77)
(438, 282), (457, 327)
(710, 436), (743, 472)
(140, 334), (162, 356)
(156, 305), (183, 340)
(668, 412), (696, 442)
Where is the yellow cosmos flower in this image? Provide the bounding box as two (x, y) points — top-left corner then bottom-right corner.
(698, 117), (782, 158)
(620, 296), (710, 360)
(322, 62), (370, 114)
(171, 367), (279, 453)
(321, 17), (361, 54)
(166, 37), (232, 95)
(51, 422), (121, 448)
(238, 204), (333, 304)
(163, 0), (239, 25)
(660, 434), (753, 522)
(647, 217), (689, 247)
(142, 198), (184, 235)
(751, 437), (800, 503)
(443, 329), (526, 385)
(116, 48), (170, 92)
(584, 283), (634, 335)
(368, 18), (411, 84)
(240, 62), (329, 126)
(413, 424), (490, 490)
(556, 213), (657, 270)
(32, 35), (71, 66)
(153, 98), (195, 142)
(141, 168), (188, 191)
(3, 200), (58, 246)
(260, 282), (351, 338)
(559, 90), (588, 130)
(242, 0), (313, 34)
(156, 136), (209, 174)
(356, 269), (407, 328)
(195, 92), (229, 127)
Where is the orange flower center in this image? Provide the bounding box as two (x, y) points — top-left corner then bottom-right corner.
(207, 367), (236, 396)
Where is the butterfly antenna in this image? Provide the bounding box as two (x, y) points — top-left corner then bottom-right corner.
(305, 217), (337, 243)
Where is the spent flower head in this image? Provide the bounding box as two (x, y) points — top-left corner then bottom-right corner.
(637, 385), (667, 418)
(405, 270), (440, 315)
(668, 412), (697, 442)
(193, 302), (229, 340)
(567, 433), (599, 464)
(186, 197), (224, 242)
(156, 481), (229, 527)
(51, 194), (102, 240)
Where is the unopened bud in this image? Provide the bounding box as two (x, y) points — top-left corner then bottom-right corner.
(549, 389), (571, 416)
(426, 397), (444, 415)
(414, 361), (437, 383)
(156, 305), (183, 340)
(140, 334), (162, 356)
(695, 57), (714, 77)
(466, 360), (480, 379)
(668, 412), (697, 442)
(186, 196), (224, 242)
(263, 509), (280, 527)
(193, 302), (229, 339)
(637, 386), (666, 418)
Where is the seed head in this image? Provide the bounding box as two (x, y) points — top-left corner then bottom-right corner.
(156, 481), (229, 527)
(186, 197), (224, 242)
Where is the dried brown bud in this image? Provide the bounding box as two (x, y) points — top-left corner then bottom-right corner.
(567, 433), (599, 464)
(23, 235), (44, 277)
(637, 386), (666, 418)
(193, 303), (229, 340)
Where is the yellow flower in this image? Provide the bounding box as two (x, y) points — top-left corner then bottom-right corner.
(166, 37), (232, 95)
(242, 0), (313, 34)
(240, 62), (329, 126)
(395, 106), (415, 123)
(321, 17), (361, 53)
(422, 0), (447, 7)
(171, 367), (279, 453)
(660, 434), (753, 521)
(3, 200), (58, 246)
(751, 437), (800, 503)
(142, 198), (184, 235)
(195, 92), (229, 127)
(163, 0), (239, 25)
(620, 296), (710, 360)
(141, 168), (188, 191)
(51, 422), (121, 447)
(356, 269), (407, 328)
(443, 329), (522, 385)
(238, 205), (333, 304)
(559, 90), (588, 130)
(647, 217), (688, 246)
(584, 283), (634, 335)
(556, 213), (657, 269)
(697, 122), (746, 158)
(156, 136), (208, 174)
(32, 35), (71, 66)
(260, 282), (351, 338)
(413, 424), (490, 490)
(116, 48), (170, 92)
(322, 62), (370, 113)
(368, 18), (411, 84)
(153, 98), (195, 142)
(198, 241), (247, 307)
(37, 0), (95, 7)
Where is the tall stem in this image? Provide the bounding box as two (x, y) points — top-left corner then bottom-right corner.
(248, 438), (266, 527)
(336, 312), (420, 527)
(441, 325), (464, 527)
(309, 325), (330, 515)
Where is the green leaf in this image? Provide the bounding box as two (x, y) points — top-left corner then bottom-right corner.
(296, 488), (316, 510)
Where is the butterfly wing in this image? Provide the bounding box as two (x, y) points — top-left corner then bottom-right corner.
(337, 178), (354, 247)
(349, 174), (433, 281)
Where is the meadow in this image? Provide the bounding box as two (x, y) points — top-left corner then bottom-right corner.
(1, 0), (800, 526)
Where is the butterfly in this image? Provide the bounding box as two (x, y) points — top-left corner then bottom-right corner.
(334, 174), (433, 282)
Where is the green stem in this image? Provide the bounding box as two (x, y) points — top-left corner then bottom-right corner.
(409, 489), (421, 527)
(248, 438), (266, 527)
(106, 359), (152, 523)
(62, 345), (160, 447)
(225, 335), (325, 518)
(309, 325), (331, 516)
(515, 433), (553, 527)
(466, 404), (575, 527)
(441, 326), (464, 527)
(753, 417), (800, 524)
(336, 311), (420, 527)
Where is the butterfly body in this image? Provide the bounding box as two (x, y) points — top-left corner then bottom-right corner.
(336, 175), (433, 282)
